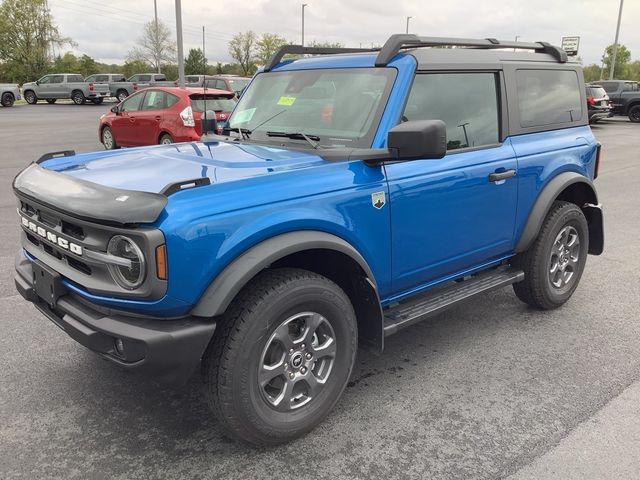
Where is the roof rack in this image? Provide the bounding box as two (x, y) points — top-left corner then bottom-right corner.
(264, 45), (377, 72)
(263, 35), (568, 72)
(375, 34), (568, 66)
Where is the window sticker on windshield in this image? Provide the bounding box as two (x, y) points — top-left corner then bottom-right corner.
(277, 96), (296, 106)
(233, 108), (256, 124)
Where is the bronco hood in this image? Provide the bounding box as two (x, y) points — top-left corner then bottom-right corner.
(13, 141), (326, 226)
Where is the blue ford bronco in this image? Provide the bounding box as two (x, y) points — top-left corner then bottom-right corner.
(13, 35), (603, 445)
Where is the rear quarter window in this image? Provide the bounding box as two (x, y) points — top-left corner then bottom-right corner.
(516, 69), (583, 127)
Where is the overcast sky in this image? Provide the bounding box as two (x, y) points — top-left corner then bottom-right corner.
(48, 0), (639, 67)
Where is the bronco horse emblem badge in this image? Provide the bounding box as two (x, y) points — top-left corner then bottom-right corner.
(371, 191), (386, 209)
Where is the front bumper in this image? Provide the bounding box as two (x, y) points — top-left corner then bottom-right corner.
(15, 253), (216, 384)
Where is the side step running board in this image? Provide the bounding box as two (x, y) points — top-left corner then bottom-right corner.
(383, 267), (524, 337)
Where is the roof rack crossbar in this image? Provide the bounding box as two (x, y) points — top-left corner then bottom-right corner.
(374, 34), (568, 66)
(264, 45), (377, 72)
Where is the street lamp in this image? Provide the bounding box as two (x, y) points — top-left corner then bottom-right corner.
(302, 3), (308, 47)
(609, 0), (625, 80)
(406, 16), (413, 34)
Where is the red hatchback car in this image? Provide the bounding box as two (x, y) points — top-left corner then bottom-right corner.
(99, 87), (236, 149)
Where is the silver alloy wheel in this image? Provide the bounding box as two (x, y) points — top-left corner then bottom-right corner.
(102, 128), (114, 149)
(549, 225), (580, 289)
(258, 311), (337, 412)
(160, 136), (173, 144)
(117, 91), (127, 102)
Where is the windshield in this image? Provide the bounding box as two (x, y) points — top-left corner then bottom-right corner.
(227, 68), (396, 148)
(190, 96), (236, 112)
(586, 87), (607, 98)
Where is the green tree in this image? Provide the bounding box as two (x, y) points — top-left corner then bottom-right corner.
(122, 59), (152, 79)
(52, 52), (79, 73)
(626, 60), (640, 82)
(184, 48), (206, 75)
(255, 33), (288, 67)
(127, 20), (176, 72)
(228, 31), (257, 76)
(601, 44), (631, 79)
(582, 64), (603, 83)
(163, 64), (178, 80)
(0, 0), (74, 83)
(78, 54), (99, 77)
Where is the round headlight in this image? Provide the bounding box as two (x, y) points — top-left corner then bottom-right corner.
(107, 235), (146, 289)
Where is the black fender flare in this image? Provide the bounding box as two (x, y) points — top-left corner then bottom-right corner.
(190, 231), (380, 318)
(515, 172), (602, 254)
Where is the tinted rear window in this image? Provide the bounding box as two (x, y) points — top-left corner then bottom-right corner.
(516, 69), (583, 127)
(190, 95), (236, 112)
(586, 87), (607, 98)
(598, 82), (618, 93)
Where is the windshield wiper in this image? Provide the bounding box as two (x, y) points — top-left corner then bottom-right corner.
(266, 131), (321, 149)
(221, 126), (251, 140)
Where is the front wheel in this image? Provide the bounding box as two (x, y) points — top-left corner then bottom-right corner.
(203, 268), (358, 446)
(629, 105), (640, 123)
(101, 126), (118, 150)
(24, 90), (37, 104)
(513, 201), (589, 310)
(1, 92), (14, 107)
(71, 90), (85, 105)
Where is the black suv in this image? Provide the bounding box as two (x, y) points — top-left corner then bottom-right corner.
(594, 80), (640, 122)
(585, 85), (612, 123)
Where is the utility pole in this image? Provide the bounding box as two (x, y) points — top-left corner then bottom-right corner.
(406, 16), (412, 34)
(302, 4), (308, 46)
(609, 0), (624, 80)
(154, 0), (161, 73)
(175, 0), (185, 88)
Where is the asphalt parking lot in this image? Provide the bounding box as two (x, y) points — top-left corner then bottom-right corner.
(0, 103), (639, 480)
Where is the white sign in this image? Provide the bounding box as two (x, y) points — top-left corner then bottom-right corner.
(561, 36), (580, 56)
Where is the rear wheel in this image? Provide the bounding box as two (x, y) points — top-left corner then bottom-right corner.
(1, 92), (14, 107)
(71, 90), (85, 105)
(203, 268), (357, 446)
(629, 105), (640, 123)
(24, 90), (37, 104)
(45, 98), (57, 104)
(101, 126), (118, 150)
(512, 201), (589, 310)
(159, 133), (173, 145)
(116, 90), (128, 102)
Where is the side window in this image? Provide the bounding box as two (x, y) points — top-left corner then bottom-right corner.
(129, 75), (139, 82)
(141, 90), (167, 110)
(121, 92), (145, 111)
(67, 75), (84, 82)
(95, 75), (109, 82)
(204, 79), (215, 89)
(38, 76), (51, 84)
(166, 93), (179, 108)
(51, 75), (64, 84)
(85, 75), (95, 82)
(622, 83), (632, 92)
(516, 69), (583, 127)
(138, 75), (151, 82)
(215, 80), (228, 90)
(403, 72), (500, 151)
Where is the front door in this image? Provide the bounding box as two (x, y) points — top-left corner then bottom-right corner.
(111, 91), (146, 146)
(385, 71), (519, 296)
(135, 89), (168, 145)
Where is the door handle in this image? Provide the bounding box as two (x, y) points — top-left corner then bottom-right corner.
(488, 169), (516, 182)
(155, 116), (161, 121)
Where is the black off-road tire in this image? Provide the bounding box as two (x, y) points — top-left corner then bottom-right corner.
(24, 90), (37, 104)
(46, 98), (57, 104)
(1, 92), (14, 107)
(628, 105), (640, 123)
(71, 90), (85, 105)
(202, 268), (358, 446)
(512, 201), (589, 310)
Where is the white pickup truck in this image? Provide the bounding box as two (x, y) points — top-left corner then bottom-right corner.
(1, 84), (20, 107)
(22, 73), (110, 105)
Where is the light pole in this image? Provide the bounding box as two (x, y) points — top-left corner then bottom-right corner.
(154, 0), (160, 73)
(609, 0), (624, 80)
(174, 0), (185, 88)
(302, 3), (308, 47)
(406, 16), (413, 34)
(514, 35), (520, 52)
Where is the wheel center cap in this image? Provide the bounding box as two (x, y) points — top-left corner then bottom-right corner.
(290, 352), (304, 369)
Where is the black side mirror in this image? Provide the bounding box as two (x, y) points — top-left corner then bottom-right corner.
(387, 119), (447, 160)
(35, 80), (40, 85)
(110, 106), (120, 115)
